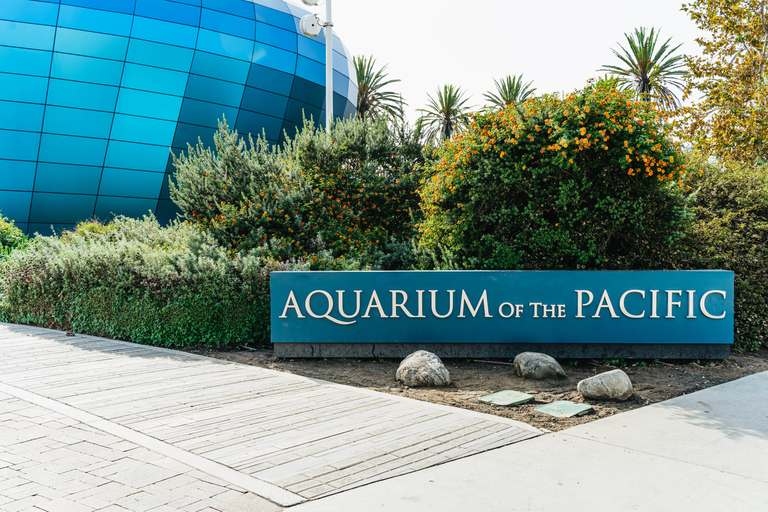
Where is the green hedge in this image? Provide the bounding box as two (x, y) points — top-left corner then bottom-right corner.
(0, 216), (297, 348)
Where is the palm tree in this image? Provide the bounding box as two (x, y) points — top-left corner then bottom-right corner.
(599, 27), (687, 110)
(416, 84), (471, 143)
(483, 74), (536, 109)
(353, 55), (405, 122)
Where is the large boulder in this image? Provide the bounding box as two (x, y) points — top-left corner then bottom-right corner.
(396, 351), (451, 387)
(577, 369), (634, 401)
(513, 352), (567, 380)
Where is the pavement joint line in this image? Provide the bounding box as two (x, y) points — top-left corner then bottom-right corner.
(0, 381), (306, 507)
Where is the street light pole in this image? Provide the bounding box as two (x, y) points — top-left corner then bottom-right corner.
(324, 0), (333, 133)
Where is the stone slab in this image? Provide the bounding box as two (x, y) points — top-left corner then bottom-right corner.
(534, 401), (593, 418)
(478, 390), (533, 406)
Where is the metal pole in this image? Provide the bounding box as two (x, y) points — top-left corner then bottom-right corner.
(325, 0), (333, 132)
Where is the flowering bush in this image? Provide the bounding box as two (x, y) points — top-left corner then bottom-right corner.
(419, 79), (689, 270)
(0, 213), (26, 262)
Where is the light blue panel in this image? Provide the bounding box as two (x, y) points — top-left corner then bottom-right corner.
(252, 42), (297, 75)
(99, 168), (164, 199)
(29, 192), (97, 224)
(54, 28), (130, 60)
(43, 106), (113, 139)
(201, 0), (253, 18)
(0, 160), (36, 191)
(295, 55), (324, 85)
(94, 196), (157, 220)
(0, 46), (53, 77)
(135, 0), (200, 26)
(297, 37), (324, 64)
(47, 79), (119, 112)
(241, 87), (288, 119)
(0, 101), (45, 132)
(110, 114), (176, 146)
(116, 89), (183, 121)
(34, 162), (102, 194)
(125, 39), (195, 72)
(60, 0), (135, 15)
(201, 8), (254, 39)
(191, 51), (250, 83)
(185, 75), (245, 107)
(235, 110), (282, 142)
(0, 129), (40, 160)
(333, 70), (349, 95)
(105, 140), (170, 171)
(0, 73), (48, 104)
(333, 54), (349, 77)
(51, 53), (124, 86)
(196, 28), (253, 62)
(178, 98), (238, 128)
(58, 5), (133, 36)
(0, 0), (60, 25)
(0, 191), (32, 223)
(0, 20), (56, 50)
(255, 23), (296, 53)
(120, 63), (189, 96)
(131, 16), (199, 48)
(38, 134), (108, 167)
(254, 3), (294, 30)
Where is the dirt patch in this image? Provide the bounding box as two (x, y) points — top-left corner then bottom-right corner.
(184, 347), (768, 432)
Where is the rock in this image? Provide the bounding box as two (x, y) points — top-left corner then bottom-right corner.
(513, 352), (567, 380)
(577, 369), (634, 401)
(396, 350), (451, 387)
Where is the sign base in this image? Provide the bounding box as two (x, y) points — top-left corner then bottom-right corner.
(273, 342), (731, 360)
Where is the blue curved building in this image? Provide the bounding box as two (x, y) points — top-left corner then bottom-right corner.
(0, 0), (357, 234)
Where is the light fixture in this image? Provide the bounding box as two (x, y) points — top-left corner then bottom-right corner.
(300, 0), (333, 132)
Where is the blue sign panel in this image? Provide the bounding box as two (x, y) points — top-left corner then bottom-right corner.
(271, 271), (734, 347)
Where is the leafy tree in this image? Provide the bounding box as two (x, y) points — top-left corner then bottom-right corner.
(483, 74), (536, 109)
(681, 0), (768, 164)
(599, 27), (687, 110)
(353, 55), (404, 122)
(416, 84), (471, 143)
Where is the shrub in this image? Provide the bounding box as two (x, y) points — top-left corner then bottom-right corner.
(418, 79), (690, 270)
(682, 158), (768, 350)
(0, 213), (27, 262)
(170, 116), (426, 269)
(0, 216), (296, 348)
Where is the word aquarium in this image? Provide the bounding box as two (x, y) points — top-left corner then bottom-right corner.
(270, 271), (734, 359)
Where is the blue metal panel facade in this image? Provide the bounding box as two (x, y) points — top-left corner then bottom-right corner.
(0, 0), (358, 234)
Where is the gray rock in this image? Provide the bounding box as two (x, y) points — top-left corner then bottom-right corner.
(577, 369), (634, 401)
(396, 350), (451, 387)
(513, 352), (567, 380)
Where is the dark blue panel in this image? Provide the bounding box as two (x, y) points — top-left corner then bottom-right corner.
(135, 0), (200, 26)
(191, 51), (250, 83)
(159, 168), (173, 198)
(201, 8), (255, 39)
(295, 55), (324, 85)
(116, 88), (183, 121)
(34, 163), (102, 194)
(47, 79), (119, 111)
(43, 106), (113, 139)
(290, 76), (324, 106)
(125, 39), (195, 72)
(0, 0), (60, 25)
(0, 46), (52, 77)
(196, 29), (253, 62)
(94, 196), (157, 220)
(246, 64), (293, 94)
(0, 160), (36, 191)
(251, 42), (297, 74)
(131, 16), (199, 48)
(254, 4), (294, 30)
(279, 120), (302, 144)
(60, 0), (135, 15)
(54, 28), (129, 60)
(51, 53), (124, 86)
(171, 122), (218, 150)
(110, 114), (176, 146)
(105, 140), (170, 171)
(58, 5), (133, 36)
(121, 63), (188, 96)
(255, 22), (296, 53)
(0, 101), (45, 132)
(0, 191), (32, 223)
(185, 75), (245, 107)
(284, 98), (321, 126)
(0, 19), (56, 50)
(235, 110), (282, 142)
(241, 87), (288, 119)
(0, 129), (41, 160)
(155, 198), (181, 225)
(38, 134), (108, 166)
(99, 168), (164, 199)
(333, 92), (348, 121)
(201, 0), (253, 18)
(29, 192), (97, 223)
(178, 98), (238, 128)
(28, 223), (76, 236)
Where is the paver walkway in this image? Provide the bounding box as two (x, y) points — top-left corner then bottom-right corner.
(0, 323), (541, 510)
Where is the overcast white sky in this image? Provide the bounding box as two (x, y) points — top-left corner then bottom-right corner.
(290, 0), (706, 121)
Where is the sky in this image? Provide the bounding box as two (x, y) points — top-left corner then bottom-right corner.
(288, 0), (706, 121)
